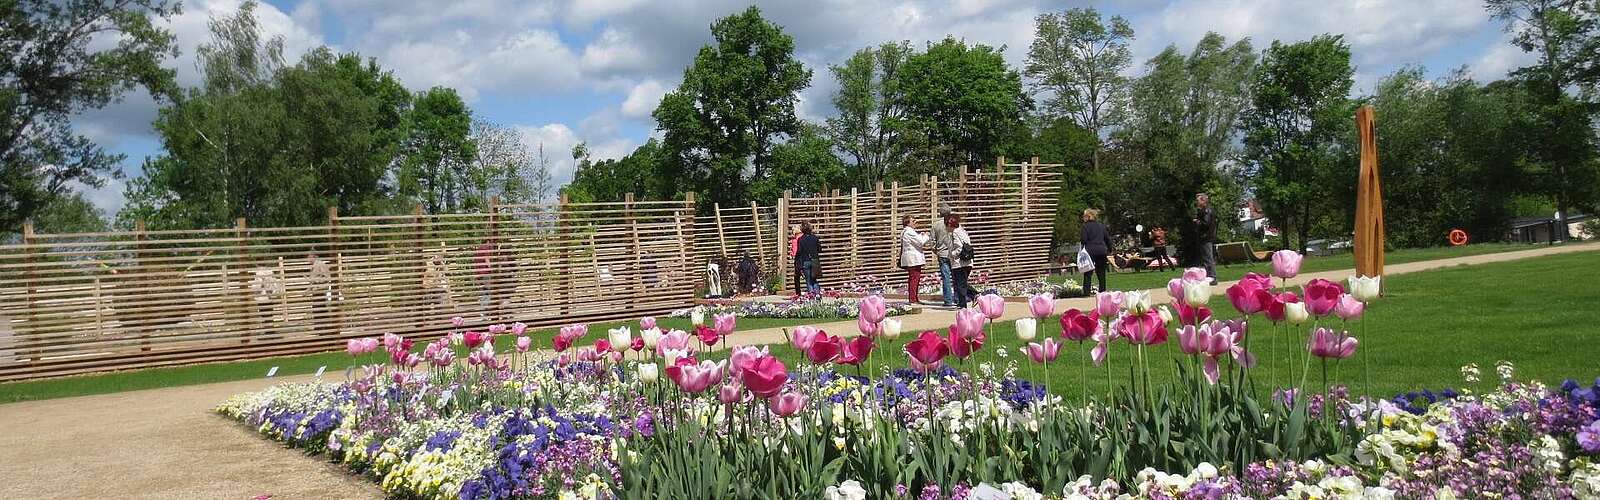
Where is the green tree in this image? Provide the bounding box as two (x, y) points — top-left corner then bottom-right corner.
(1238, 35), (1355, 253)
(280, 48), (411, 215)
(1, 0), (180, 232)
(30, 192), (109, 235)
(1025, 7), (1134, 170)
(563, 140), (664, 203)
(400, 87), (476, 213)
(653, 6), (812, 208)
(896, 37), (1029, 174)
(1118, 33), (1256, 257)
(827, 41), (914, 189)
(1487, 0), (1600, 240)
(752, 122), (850, 202)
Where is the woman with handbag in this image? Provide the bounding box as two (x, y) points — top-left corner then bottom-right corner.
(899, 215), (931, 304)
(1079, 208), (1114, 295)
(948, 213), (976, 308)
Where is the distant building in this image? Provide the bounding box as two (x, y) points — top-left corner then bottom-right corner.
(1238, 199), (1278, 239)
(1507, 214), (1596, 243)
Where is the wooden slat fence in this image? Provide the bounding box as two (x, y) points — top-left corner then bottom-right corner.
(0, 197), (697, 381)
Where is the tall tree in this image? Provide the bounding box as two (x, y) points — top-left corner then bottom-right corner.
(1487, 0), (1600, 240)
(1025, 7), (1134, 170)
(1, 0), (180, 232)
(751, 122), (850, 202)
(1119, 33), (1256, 257)
(827, 41), (913, 189)
(465, 120), (549, 206)
(279, 48), (410, 215)
(653, 6), (811, 208)
(400, 87), (475, 213)
(896, 37), (1028, 174)
(1238, 35), (1355, 253)
(562, 139), (664, 203)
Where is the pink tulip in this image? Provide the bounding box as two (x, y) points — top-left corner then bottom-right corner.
(857, 316), (881, 337)
(630, 337), (644, 352)
(1302, 279), (1344, 317)
(393, 372), (411, 385)
(1183, 268), (1208, 282)
(1175, 302), (1212, 327)
(718, 382), (744, 404)
(1308, 327), (1358, 359)
(560, 324), (588, 340)
(695, 325), (720, 346)
(954, 307), (986, 339)
(429, 348), (454, 367)
(640, 316), (657, 331)
(463, 331), (490, 348)
(467, 345), (496, 366)
(713, 313), (737, 337)
(511, 322), (528, 335)
(655, 329), (691, 358)
(1242, 272), (1274, 290)
(1090, 324), (1114, 367)
(488, 324), (507, 335)
(1271, 250), (1303, 279)
(1200, 322), (1254, 384)
(1060, 309), (1099, 342)
(1167, 278), (1185, 300)
(667, 359), (724, 393)
(770, 390), (808, 417)
(1334, 294), (1365, 321)
(1116, 310), (1168, 346)
(742, 356), (789, 398)
(806, 333), (844, 364)
(859, 294), (888, 324)
(1226, 281), (1271, 316)
(1095, 291), (1124, 318)
(450, 316), (465, 328)
(946, 326), (985, 359)
(403, 353), (422, 368)
(515, 336), (531, 352)
(905, 330), (950, 371)
(837, 336), (875, 366)
(1024, 338), (1061, 363)
(1264, 292), (1299, 323)
(345, 339), (365, 356)
(557, 353), (572, 367)
(791, 326), (821, 351)
(1028, 293), (1055, 319)
(975, 293), (1005, 320)
(728, 345), (768, 380)
(382, 332), (402, 349)
(553, 332), (576, 352)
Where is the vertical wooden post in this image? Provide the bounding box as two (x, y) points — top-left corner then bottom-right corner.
(713, 202), (729, 260)
(890, 181), (900, 267)
(559, 194), (573, 318)
(849, 187), (859, 282)
(276, 256), (289, 323)
(750, 201), (763, 261)
(777, 191), (790, 291)
(678, 192), (696, 292)
(327, 207), (345, 338)
(1025, 156), (1037, 216)
(20, 221), (38, 362)
(928, 175), (939, 220)
(233, 218), (251, 345)
(998, 158), (1011, 272)
(488, 195), (502, 321)
(412, 204), (428, 329)
(627, 193), (643, 309)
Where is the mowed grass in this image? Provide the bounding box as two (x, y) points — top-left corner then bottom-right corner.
(765, 249), (1600, 400)
(0, 316), (812, 404)
(1061, 241), (1587, 294)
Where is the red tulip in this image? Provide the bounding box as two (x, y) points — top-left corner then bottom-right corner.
(1303, 279), (1344, 317)
(594, 339), (611, 355)
(741, 356), (790, 398)
(630, 337), (645, 352)
(946, 326), (985, 359)
(806, 333), (844, 364)
(904, 330), (950, 370)
(695, 325), (720, 346)
(1263, 292), (1299, 323)
(836, 336), (875, 366)
(728, 345), (768, 381)
(1175, 302), (1212, 327)
(1225, 281), (1273, 316)
(463, 331), (490, 348)
(1060, 308), (1099, 342)
(1116, 310), (1168, 346)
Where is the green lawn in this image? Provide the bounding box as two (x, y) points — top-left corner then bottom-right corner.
(764, 249), (1600, 400)
(1056, 241), (1589, 293)
(0, 316), (812, 404)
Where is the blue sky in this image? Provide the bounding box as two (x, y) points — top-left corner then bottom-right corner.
(72, 0), (1533, 215)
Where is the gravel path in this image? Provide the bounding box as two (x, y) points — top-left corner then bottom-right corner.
(0, 242), (1593, 499)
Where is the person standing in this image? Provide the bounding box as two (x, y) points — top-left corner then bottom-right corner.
(947, 213), (976, 308)
(899, 215), (931, 304)
(1150, 225), (1177, 270)
(1079, 209), (1114, 295)
(1194, 193), (1218, 284)
(795, 222), (823, 295)
(788, 224), (803, 295)
(930, 203), (956, 307)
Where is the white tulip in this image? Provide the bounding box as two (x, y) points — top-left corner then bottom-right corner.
(1284, 302), (1310, 325)
(1156, 306), (1173, 324)
(640, 327), (663, 350)
(690, 307), (706, 326)
(1349, 275), (1381, 303)
(607, 327), (632, 352)
(1122, 290), (1152, 313)
(1181, 279), (1212, 307)
(663, 348), (689, 365)
(880, 318), (903, 339)
(638, 362), (659, 383)
(1015, 318), (1037, 341)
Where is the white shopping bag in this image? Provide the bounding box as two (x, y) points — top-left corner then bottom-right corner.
(1076, 248), (1095, 272)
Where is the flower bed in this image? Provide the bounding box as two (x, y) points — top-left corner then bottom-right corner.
(840, 274), (1086, 300)
(669, 295), (916, 320)
(219, 257), (1600, 499)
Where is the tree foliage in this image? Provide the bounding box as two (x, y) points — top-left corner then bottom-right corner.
(827, 41), (914, 190)
(1025, 7), (1134, 170)
(1, 0), (179, 232)
(399, 87), (475, 213)
(896, 37), (1029, 175)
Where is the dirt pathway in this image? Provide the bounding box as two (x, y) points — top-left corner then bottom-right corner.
(0, 242), (1593, 499)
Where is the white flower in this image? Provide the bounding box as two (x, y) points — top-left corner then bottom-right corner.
(640, 327), (663, 349)
(1284, 301), (1310, 325)
(1182, 279), (1212, 307)
(1193, 462), (1218, 479)
(1156, 305), (1173, 324)
(1015, 318), (1038, 341)
(1122, 291), (1152, 313)
(690, 307), (706, 326)
(638, 363), (658, 383)
(1495, 360), (1515, 382)
(1460, 363), (1480, 384)
(824, 480), (867, 500)
(881, 318), (903, 339)
(1348, 275), (1381, 302)
(607, 327), (632, 351)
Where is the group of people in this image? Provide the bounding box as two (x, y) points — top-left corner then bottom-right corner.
(1077, 192), (1220, 295)
(787, 203), (980, 309)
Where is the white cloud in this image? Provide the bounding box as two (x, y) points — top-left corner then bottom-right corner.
(1469, 34), (1535, 81)
(620, 79), (670, 118)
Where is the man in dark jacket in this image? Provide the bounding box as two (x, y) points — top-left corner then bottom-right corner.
(1193, 193), (1218, 284)
(795, 222), (822, 295)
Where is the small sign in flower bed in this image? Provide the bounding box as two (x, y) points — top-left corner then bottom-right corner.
(220, 255), (1600, 499)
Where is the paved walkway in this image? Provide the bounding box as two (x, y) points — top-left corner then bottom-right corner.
(0, 242), (1593, 499)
